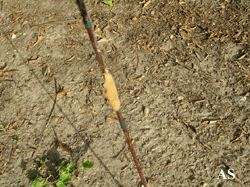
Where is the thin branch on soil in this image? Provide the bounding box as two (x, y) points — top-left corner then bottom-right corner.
(31, 19), (81, 28)
(199, 141), (213, 151)
(112, 143), (126, 159)
(52, 126), (74, 156)
(46, 78), (58, 127)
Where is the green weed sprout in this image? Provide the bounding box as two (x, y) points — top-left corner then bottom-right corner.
(31, 176), (49, 187)
(31, 160), (94, 187)
(80, 160), (94, 170)
(52, 112), (58, 120)
(13, 131), (21, 145)
(56, 162), (74, 186)
(100, 0), (113, 7)
(0, 125), (7, 133)
(43, 68), (48, 77)
(38, 159), (50, 171)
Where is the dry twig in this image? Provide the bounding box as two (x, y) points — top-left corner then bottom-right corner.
(46, 78), (58, 127)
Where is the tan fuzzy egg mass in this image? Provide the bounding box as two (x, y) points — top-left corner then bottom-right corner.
(103, 69), (120, 111)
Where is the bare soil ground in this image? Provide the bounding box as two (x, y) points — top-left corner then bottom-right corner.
(0, 0), (250, 186)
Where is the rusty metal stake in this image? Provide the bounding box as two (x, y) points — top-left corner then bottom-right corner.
(76, 0), (147, 186)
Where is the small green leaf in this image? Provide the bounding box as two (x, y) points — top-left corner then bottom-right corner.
(73, 169), (78, 173)
(57, 160), (66, 171)
(62, 175), (72, 183)
(60, 170), (72, 183)
(66, 162), (74, 171)
(37, 165), (43, 171)
(101, 0), (113, 7)
(0, 125), (7, 133)
(60, 170), (68, 181)
(56, 181), (67, 187)
(121, 108), (126, 113)
(31, 177), (47, 187)
(38, 159), (49, 171)
(82, 160), (94, 168)
(31, 179), (38, 187)
(43, 68), (47, 77)
(52, 112), (58, 120)
(40, 158), (50, 165)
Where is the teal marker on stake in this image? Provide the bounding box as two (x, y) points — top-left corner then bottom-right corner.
(85, 20), (92, 28)
(120, 121), (126, 130)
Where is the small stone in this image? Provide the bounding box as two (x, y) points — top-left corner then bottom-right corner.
(178, 96), (184, 100)
(15, 148), (21, 153)
(39, 168), (48, 178)
(161, 41), (174, 51)
(203, 183), (208, 187)
(12, 34), (16, 39)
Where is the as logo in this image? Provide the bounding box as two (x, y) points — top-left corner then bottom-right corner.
(217, 169), (235, 179)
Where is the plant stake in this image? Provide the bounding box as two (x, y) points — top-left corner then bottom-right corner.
(76, 1), (147, 186)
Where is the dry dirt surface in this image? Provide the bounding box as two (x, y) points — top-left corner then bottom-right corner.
(0, 0), (250, 186)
